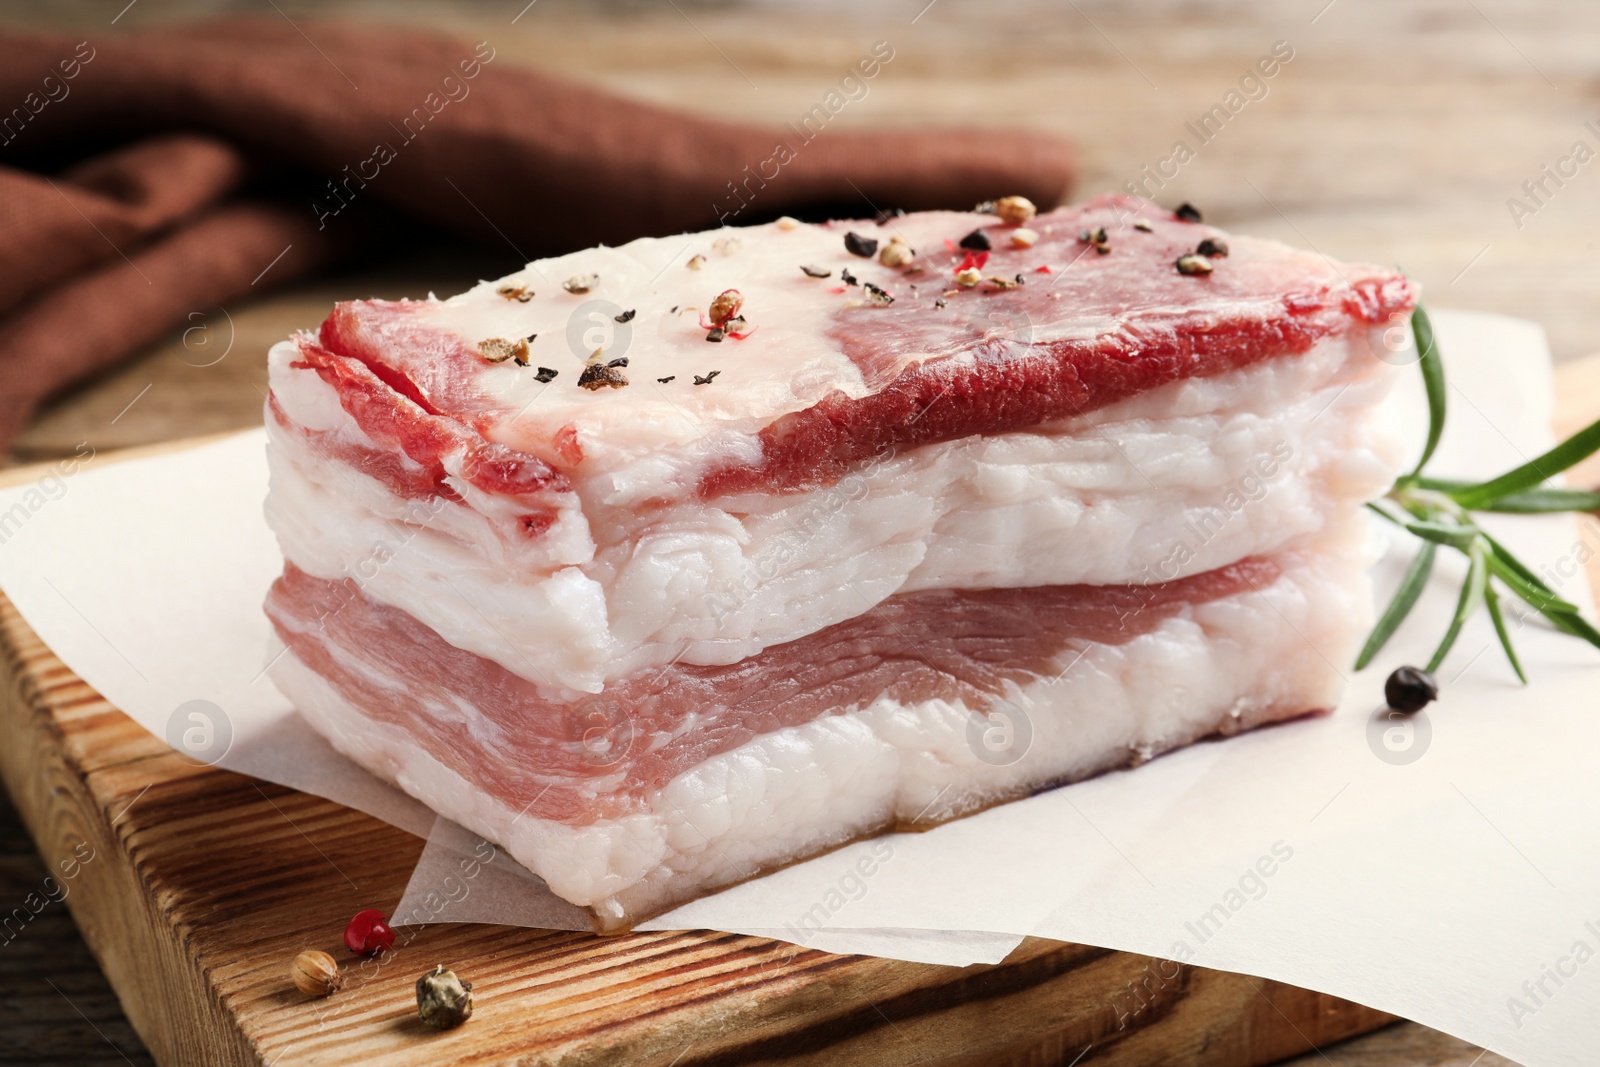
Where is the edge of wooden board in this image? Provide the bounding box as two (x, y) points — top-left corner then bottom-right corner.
(8, 349), (1599, 1065)
(0, 590), (1403, 1065)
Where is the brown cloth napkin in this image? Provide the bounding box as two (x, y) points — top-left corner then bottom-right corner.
(0, 20), (1075, 450)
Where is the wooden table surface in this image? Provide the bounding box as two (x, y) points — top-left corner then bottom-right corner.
(4, 0), (1593, 1062)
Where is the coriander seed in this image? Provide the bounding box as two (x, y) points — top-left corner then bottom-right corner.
(291, 950), (343, 998)
(878, 236), (916, 268)
(708, 289), (744, 326)
(992, 195), (1037, 224)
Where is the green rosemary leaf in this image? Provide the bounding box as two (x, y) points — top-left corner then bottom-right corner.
(1450, 416), (1600, 510)
(1483, 551), (1579, 616)
(1354, 540), (1438, 670)
(1427, 541), (1487, 672)
(1528, 596), (1600, 651)
(1412, 476), (1474, 493)
(1415, 474), (1600, 512)
(1407, 304), (1447, 479)
(1480, 534), (1580, 613)
(1401, 518), (1479, 550)
(1457, 487), (1600, 514)
(1554, 609), (1600, 650)
(1483, 582), (1526, 684)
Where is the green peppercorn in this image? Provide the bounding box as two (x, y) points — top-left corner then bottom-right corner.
(416, 965), (473, 1030)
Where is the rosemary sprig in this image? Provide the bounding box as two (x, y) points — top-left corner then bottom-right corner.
(1360, 303), (1600, 680)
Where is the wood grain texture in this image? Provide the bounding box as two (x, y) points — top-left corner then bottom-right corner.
(2, 2), (1595, 1062)
(11, 345), (1598, 1066)
(0, 580), (1403, 1066)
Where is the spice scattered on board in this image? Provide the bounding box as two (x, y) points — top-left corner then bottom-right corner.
(291, 950), (343, 998)
(416, 965), (473, 1030)
(343, 909), (396, 956)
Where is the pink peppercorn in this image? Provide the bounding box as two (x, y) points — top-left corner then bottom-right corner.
(343, 908), (396, 955)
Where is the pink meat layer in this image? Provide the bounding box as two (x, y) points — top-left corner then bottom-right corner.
(299, 195), (1415, 502)
(265, 555), (1281, 826)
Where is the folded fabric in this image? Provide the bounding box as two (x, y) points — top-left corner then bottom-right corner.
(0, 20), (1075, 451)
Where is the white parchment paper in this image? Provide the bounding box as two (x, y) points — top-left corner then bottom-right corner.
(1, 310), (1595, 1064)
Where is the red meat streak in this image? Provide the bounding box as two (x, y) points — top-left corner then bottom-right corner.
(266, 555), (1282, 826)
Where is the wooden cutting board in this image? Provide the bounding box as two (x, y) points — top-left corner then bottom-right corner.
(4, 355), (1598, 1067)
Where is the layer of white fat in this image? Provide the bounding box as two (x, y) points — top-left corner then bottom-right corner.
(394, 211), (1310, 482)
(265, 329), (1400, 698)
(268, 538), (1371, 928)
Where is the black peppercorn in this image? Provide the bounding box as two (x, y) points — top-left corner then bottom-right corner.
(1175, 202), (1203, 223)
(1196, 237), (1229, 258)
(843, 231), (878, 257)
(1384, 666), (1438, 714)
(958, 229), (992, 252)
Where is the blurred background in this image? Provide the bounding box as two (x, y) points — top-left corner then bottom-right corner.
(4, 0), (1600, 466)
(2, 1), (1586, 1063)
